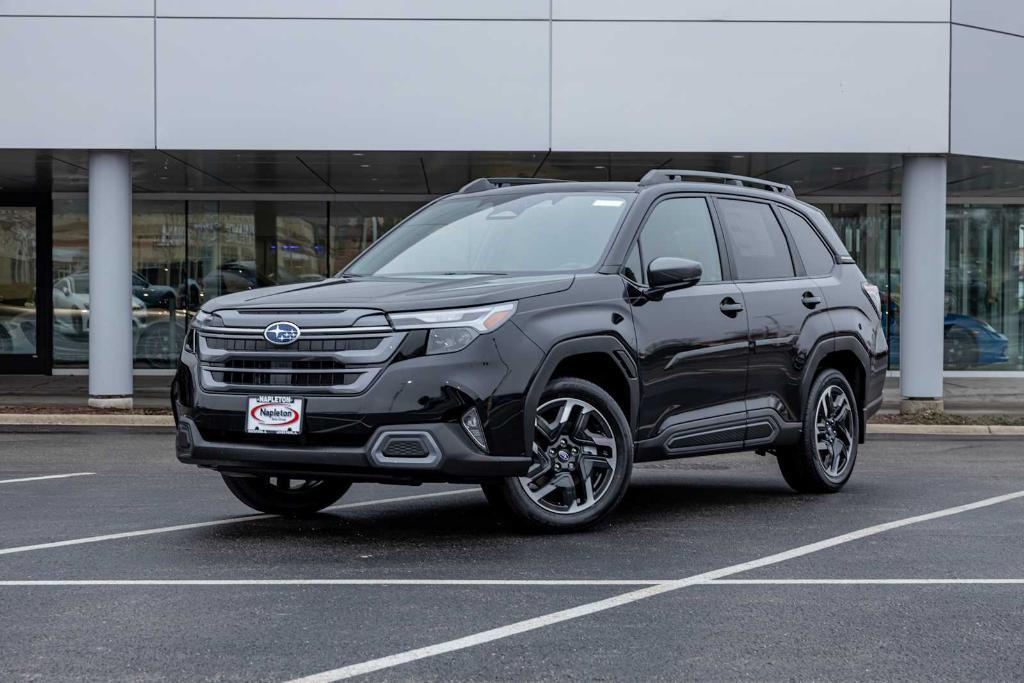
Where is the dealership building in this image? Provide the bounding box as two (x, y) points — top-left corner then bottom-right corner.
(1, 0), (1024, 408)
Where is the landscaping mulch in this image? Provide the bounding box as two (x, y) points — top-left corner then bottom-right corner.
(0, 405), (173, 416)
(870, 411), (1024, 427)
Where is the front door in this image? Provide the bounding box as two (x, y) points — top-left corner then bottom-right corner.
(627, 195), (750, 455)
(0, 196), (51, 373)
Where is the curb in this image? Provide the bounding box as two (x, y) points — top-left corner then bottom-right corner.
(0, 414), (1022, 437)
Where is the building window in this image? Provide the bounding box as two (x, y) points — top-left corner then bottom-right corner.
(51, 198), (423, 369)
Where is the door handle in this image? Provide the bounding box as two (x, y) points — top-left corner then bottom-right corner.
(719, 297), (744, 317)
(801, 291), (823, 309)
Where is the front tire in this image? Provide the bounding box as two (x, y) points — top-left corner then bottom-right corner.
(222, 474), (351, 516)
(487, 378), (633, 532)
(777, 369), (859, 493)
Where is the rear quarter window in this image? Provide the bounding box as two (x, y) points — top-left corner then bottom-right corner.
(779, 207), (836, 276)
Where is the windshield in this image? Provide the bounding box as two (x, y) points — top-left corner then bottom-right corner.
(343, 192), (633, 276)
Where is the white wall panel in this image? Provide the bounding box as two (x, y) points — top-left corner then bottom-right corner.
(951, 26), (1024, 161)
(156, 19), (549, 150)
(953, 0), (1024, 38)
(551, 22), (950, 153)
(0, 17), (154, 148)
(158, 0), (548, 20)
(0, 0), (152, 16)
(554, 0), (950, 23)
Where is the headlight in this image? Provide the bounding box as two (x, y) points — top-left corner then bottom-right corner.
(190, 311), (222, 329)
(861, 283), (881, 316)
(389, 302), (517, 355)
(427, 327), (479, 355)
(389, 302), (516, 333)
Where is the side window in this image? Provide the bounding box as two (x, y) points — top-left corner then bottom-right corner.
(637, 197), (723, 283)
(716, 198), (795, 280)
(779, 207), (835, 276)
(622, 244), (643, 283)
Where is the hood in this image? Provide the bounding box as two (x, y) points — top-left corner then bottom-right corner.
(203, 273), (574, 314)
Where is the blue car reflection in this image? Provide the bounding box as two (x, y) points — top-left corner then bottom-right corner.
(888, 311), (1010, 368)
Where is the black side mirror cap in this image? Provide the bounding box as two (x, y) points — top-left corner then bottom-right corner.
(647, 257), (703, 293)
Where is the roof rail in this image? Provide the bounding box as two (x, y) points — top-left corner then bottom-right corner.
(638, 169), (796, 198)
(458, 177), (570, 194)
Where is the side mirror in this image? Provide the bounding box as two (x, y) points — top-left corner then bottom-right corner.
(647, 257), (702, 293)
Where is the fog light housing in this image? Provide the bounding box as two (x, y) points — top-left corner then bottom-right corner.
(461, 407), (488, 452)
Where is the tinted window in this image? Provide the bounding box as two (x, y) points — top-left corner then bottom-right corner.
(780, 207), (835, 276)
(638, 198), (722, 283)
(717, 199), (794, 280)
(622, 244), (643, 283)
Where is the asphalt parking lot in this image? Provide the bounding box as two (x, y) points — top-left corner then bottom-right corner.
(1, 430), (1023, 682)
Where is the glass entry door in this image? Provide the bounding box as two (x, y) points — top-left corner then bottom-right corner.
(0, 196), (51, 373)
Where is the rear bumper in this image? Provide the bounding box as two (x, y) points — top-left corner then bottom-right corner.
(175, 416), (531, 484)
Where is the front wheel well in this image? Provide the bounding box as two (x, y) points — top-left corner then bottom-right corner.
(549, 352), (632, 422)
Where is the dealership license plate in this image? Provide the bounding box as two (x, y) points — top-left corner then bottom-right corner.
(246, 396), (304, 435)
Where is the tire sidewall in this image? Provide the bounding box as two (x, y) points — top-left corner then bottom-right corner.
(803, 369), (859, 489)
(500, 378), (634, 532)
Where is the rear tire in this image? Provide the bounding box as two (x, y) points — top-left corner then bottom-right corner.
(777, 369), (859, 494)
(489, 378), (633, 532)
(222, 474), (351, 516)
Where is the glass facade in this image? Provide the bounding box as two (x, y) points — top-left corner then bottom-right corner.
(47, 196), (1024, 373)
(0, 207), (37, 356)
(815, 203), (1024, 372)
(51, 198), (411, 368)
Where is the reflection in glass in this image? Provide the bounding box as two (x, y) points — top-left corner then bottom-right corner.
(0, 207), (38, 356)
(52, 199), (89, 366)
(943, 206), (1022, 370)
(328, 201), (411, 273)
(52, 199), (190, 368)
(185, 201), (328, 309)
(132, 201), (187, 368)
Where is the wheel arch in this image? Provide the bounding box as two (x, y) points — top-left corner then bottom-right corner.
(523, 336), (640, 450)
(801, 336), (870, 444)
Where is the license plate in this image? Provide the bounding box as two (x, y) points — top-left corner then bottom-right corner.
(246, 396), (303, 435)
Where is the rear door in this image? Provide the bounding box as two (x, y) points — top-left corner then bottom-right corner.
(627, 195), (750, 455)
(714, 196), (831, 440)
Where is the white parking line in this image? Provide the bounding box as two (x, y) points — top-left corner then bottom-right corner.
(0, 488), (476, 557)
(710, 578), (1024, 585)
(284, 488), (1024, 683)
(0, 579), (666, 587)
(0, 472), (95, 485)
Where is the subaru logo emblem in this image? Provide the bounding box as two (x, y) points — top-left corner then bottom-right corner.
(264, 321), (301, 345)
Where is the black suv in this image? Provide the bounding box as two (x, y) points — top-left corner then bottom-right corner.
(173, 170), (887, 531)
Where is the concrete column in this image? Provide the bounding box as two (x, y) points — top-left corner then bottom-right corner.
(899, 155), (947, 414)
(88, 151), (134, 410)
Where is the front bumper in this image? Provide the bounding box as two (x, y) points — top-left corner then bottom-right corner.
(175, 416), (531, 483)
(174, 322), (543, 483)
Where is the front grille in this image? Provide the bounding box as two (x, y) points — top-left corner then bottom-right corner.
(194, 315), (405, 395)
(207, 359), (365, 388)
